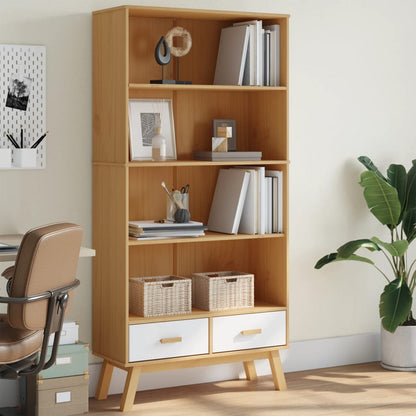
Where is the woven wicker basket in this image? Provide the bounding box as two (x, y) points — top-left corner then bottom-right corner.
(129, 275), (191, 317)
(191, 271), (254, 311)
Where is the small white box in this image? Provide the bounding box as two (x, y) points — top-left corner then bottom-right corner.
(13, 148), (37, 168)
(0, 148), (12, 168)
(48, 321), (79, 346)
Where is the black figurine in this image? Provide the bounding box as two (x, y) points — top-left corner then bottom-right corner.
(151, 36), (175, 84)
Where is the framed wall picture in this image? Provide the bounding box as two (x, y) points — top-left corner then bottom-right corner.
(212, 119), (237, 151)
(128, 99), (176, 161)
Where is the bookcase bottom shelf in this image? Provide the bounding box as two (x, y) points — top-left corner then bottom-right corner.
(95, 348), (287, 412)
(128, 303), (286, 324)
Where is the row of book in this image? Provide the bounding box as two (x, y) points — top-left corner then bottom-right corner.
(214, 20), (280, 86)
(207, 167), (283, 235)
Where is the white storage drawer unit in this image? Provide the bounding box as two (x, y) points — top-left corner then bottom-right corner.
(212, 311), (286, 353)
(129, 318), (209, 362)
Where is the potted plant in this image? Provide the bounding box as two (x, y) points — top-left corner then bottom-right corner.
(315, 156), (416, 370)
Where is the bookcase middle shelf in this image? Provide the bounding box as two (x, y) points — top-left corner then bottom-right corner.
(128, 231), (285, 246)
(129, 83), (288, 92)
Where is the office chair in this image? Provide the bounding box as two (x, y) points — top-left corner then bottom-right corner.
(0, 223), (83, 416)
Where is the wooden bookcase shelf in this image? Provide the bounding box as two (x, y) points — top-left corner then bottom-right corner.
(128, 303), (287, 325)
(128, 231), (285, 246)
(93, 5), (289, 412)
(129, 83), (288, 91)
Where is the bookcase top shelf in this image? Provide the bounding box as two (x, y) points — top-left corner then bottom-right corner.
(92, 160), (289, 168)
(93, 5), (290, 21)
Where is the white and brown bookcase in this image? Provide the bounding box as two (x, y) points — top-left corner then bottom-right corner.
(92, 5), (289, 412)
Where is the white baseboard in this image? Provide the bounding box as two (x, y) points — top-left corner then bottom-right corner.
(0, 333), (381, 407)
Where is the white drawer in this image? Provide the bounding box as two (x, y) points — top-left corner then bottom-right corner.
(129, 318), (209, 362)
(212, 311), (286, 353)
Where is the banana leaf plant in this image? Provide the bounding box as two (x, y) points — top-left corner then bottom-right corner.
(315, 156), (416, 333)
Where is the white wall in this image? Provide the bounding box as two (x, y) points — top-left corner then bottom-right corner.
(1, 0), (416, 405)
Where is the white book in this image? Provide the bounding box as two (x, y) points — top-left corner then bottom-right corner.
(265, 170), (283, 233)
(214, 25), (249, 86)
(234, 20), (262, 85)
(264, 24), (280, 86)
(265, 176), (273, 233)
(232, 168), (258, 234)
(271, 176), (278, 233)
(207, 169), (250, 234)
(242, 38), (250, 85)
(236, 166), (266, 234)
(254, 166), (266, 234)
(263, 29), (271, 87)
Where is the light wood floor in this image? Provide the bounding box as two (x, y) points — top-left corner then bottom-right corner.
(88, 362), (416, 415)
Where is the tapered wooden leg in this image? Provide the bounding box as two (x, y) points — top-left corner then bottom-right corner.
(95, 360), (114, 400)
(120, 367), (141, 412)
(243, 360), (258, 381)
(269, 350), (287, 390)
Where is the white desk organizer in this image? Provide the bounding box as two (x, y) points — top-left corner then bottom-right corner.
(0, 149), (11, 168)
(13, 148), (37, 168)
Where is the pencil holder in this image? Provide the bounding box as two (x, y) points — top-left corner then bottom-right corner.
(13, 148), (37, 168)
(167, 193), (189, 222)
(0, 149), (12, 168)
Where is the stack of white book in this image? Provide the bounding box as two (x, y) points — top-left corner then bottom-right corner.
(213, 20), (280, 86)
(129, 220), (207, 239)
(207, 168), (283, 235)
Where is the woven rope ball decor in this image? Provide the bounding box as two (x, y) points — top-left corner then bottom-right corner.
(165, 26), (192, 57)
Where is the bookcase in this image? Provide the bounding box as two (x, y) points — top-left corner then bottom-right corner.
(92, 5), (289, 412)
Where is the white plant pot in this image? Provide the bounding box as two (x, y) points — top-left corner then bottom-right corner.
(381, 325), (416, 371)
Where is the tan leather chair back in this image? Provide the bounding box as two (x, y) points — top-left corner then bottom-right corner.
(8, 223), (83, 331)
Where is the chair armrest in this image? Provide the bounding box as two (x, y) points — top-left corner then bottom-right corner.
(0, 291), (52, 305)
(0, 279), (80, 305)
(1, 265), (14, 280)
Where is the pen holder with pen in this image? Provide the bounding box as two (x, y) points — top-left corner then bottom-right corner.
(167, 192), (189, 222)
(13, 148), (37, 168)
(4, 128), (47, 168)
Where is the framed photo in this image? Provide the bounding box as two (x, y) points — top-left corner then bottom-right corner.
(212, 119), (237, 151)
(128, 99), (176, 161)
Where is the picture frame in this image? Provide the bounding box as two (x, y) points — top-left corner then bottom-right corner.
(128, 98), (176, 161)
(212, 119), (237, 151)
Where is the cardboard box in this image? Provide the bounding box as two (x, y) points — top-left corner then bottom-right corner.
(47, 321), (79, 346)
(38, 342), (89, 380)
(37, 374), (88, 416)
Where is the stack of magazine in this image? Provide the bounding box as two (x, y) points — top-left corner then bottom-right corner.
(129, 220), (207, 239)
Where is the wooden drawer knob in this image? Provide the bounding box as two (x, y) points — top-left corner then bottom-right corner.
(240, 329), (262, 336)
(160, 337), (182, 344)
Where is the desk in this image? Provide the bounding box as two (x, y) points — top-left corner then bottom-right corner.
(0, 234), (96, 262)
